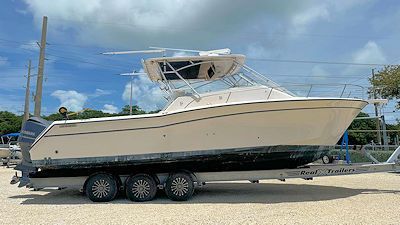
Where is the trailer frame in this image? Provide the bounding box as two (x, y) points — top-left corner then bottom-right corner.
(11, 146), (400, 202)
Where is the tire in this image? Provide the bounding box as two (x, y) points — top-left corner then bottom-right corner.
(322, 155), (332, 164)
(165, 172), (194, 201)
(85, 173), (118, 202)
(125, 174), (157, 202)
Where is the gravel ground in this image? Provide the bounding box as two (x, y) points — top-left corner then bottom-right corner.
(0, 167), (399, 225)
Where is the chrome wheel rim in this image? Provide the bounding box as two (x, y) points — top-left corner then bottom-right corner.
(171, 177), (189, 196)
(92, 179), (110, 198)
(132, 179), (151, 199)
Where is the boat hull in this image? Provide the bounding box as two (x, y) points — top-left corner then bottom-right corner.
(30, 98), (367, 164)
(16, 98), (366, 179)
(30, 145), (330, 178)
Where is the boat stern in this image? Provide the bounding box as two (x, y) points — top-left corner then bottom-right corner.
(13, 117), (51, 187)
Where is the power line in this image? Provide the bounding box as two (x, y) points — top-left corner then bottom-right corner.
(267, 73), (369, 79)
(0, 15), (398, 41)
(0, 37), (105, 51)
(46, 52), (127, 71)
(1, 37), (398, 67)
(47, 42), (109, 50)
(0, 71), (371, 82)
(45, 46), (137, 65)
(0, 67), (27, 70)
(247, 57), (391, 66)
(0, 37), (36, 45)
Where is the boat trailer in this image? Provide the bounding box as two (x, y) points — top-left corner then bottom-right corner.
(11, 146), (400, 202)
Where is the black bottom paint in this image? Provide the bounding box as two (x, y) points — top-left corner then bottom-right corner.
(30, 146), (329, 178)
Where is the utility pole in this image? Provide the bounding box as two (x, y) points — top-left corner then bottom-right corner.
(23, 60), (32, 123)
(34, 16), (48, 117)
(372, 69), (382, 144)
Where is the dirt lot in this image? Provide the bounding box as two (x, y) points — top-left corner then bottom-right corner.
(0, 167), (399, 225)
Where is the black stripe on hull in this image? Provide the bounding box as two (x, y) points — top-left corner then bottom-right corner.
(30, 145), (330, 178)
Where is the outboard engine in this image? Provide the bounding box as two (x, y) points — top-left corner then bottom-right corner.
(13, 117), (51, 187)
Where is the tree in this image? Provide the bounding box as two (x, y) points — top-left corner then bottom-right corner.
(0, 111), (22, 136)
(45, 105), (150, 121)
(119, 105), (146, 115)
(346, 112), (378, 145)
(370, 65), (400, 108)
(0, 105), (162, 136)
(387, 123), (400, 144)
(44, 109), (114, 121)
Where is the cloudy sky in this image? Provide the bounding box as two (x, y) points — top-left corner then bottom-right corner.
(0, 0), (399, 122)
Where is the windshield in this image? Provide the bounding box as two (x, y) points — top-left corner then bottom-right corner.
(167, 67), (293, 97)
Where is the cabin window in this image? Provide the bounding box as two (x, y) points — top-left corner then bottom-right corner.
(207, 64), (216, 78)
(160, 61), (201, 80)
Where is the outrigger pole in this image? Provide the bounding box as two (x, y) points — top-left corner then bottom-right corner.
(102, 49), (165, 115)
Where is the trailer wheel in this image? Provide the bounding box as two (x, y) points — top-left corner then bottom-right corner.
(322, 155), (333, 164)
(85, 173), (118, 202)
(125, 174), (157, 202)
(165, 172), (194, 201)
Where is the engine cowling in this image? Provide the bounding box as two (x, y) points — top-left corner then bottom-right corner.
(15, 117), (51, 187)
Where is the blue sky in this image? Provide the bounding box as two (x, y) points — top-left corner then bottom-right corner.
(0, 0), (399, 123)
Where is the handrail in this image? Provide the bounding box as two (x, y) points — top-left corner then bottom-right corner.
(174, 82), (367, 100)
(307, 85), (313, 97)
(154, 58), (368, 100)
(267, 83), (366, 99)
(340, 84), (347, 97)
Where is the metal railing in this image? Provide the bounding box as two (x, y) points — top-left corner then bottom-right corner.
(265, 83), (366, 100)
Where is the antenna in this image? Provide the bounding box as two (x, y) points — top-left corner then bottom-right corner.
(117, 71), (148, 115)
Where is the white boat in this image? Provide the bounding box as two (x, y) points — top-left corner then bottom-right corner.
(0, 133), (19, 158)
(17, 52), (367, 179)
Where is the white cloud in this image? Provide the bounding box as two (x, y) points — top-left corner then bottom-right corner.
(352, 41), (386, 64)
(22, 0), (314, 48)
(343, 41), (387, 76)
(91, 88), (112, 97)
(122, 75), (166, 111)
(0, 68), (26, 91)
(290, 0), (366, 34)
(19, 40), (40, 52)
(0, 56), (9, 66)
(246, 43), (270, 58)
(101, 104), (118, 114)
(15, 8), (28, 15)
(0, 94), (24, 114)
(51, 90), (88, 111)
(292, 5), (330, 28)
(311, 66), (330, 79)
